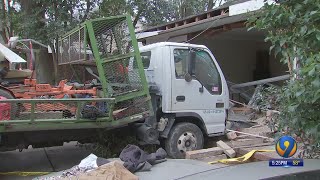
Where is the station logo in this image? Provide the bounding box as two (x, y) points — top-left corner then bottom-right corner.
(276, 135), (297, 158)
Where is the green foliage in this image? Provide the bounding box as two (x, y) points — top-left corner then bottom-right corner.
(9, 0), (229, 44)
(248, 0), (320, 158)
(249, 85), (282, 111)
(12, 0), (99, 45)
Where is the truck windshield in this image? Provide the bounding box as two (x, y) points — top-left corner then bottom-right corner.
(174, 49), (222, 95)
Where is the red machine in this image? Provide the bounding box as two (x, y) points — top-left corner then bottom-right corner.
(0, 96), (11, 120)
(8, 79), (97, 99)
(5, 79), (98, 113)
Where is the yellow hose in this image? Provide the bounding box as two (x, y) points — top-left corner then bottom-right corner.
(208, 149), (275, 164)
(0, 171), (50, 176)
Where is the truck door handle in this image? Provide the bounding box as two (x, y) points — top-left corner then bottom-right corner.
(176, 96), (185, 102)
(216, 103), (224, 108)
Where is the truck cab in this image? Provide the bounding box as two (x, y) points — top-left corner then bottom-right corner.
(130, 42), (229, 158)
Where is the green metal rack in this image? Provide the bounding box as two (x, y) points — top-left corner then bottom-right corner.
(0, 15), (153, 133)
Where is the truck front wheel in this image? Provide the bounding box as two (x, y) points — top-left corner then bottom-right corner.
(165, 122), (204, 159)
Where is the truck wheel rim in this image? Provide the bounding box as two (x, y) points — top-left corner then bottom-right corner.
(177, 132), (197, 153)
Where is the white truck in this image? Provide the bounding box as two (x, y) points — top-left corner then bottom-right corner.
(130, 42), (229, 158)
(0, 16), (228, 159)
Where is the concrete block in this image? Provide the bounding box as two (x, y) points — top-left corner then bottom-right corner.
(198, 154), (228, 163)
(216, 140), (236, 158)
(227, 132), (237, 140)
(185, 147), (223, 159)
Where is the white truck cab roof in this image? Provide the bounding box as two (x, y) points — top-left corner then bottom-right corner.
(139, 42), (207, 52)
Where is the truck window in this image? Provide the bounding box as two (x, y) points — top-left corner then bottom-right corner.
(173, 49), (222, 95)
(173, 49), (188, 78)
(132, 51), (151, 69)
(193, 50), (222, 95)
(141, 51), (151, 69)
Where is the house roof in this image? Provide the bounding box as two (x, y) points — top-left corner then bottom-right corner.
(137, 0), (269, 41)
(140, 0), (252, 33)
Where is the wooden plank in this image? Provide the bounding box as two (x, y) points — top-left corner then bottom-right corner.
(198, 154), (227, 163)
(230, 138), (265, 147)
(185, 147), (223, 159)
(216, 140), (236, 158)
(226, 129), (270, 139)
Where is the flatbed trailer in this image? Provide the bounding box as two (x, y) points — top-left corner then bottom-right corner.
(0, 15), (154, 151)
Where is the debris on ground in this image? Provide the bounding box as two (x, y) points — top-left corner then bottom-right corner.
(186, 140), (237, 162)
(187, 99), (278, 164)
(119, 144), (167, 173)
(216, 140), (236, 158)
(185, 147), (224, 160)
(226, 131), (237, 140)
(36, 144), (167, 180)
(64, 161), (138, 180)
(208, 149), (275, 165)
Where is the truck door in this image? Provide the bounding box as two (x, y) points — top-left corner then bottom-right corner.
(170, 47), (227, 134)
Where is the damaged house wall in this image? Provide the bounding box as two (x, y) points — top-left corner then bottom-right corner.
(190, 28), (288, 84)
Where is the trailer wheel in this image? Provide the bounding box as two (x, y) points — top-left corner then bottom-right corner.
(165, 122), (204, 159)
(0, 89), (18, 118)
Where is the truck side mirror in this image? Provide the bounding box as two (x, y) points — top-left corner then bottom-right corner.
(187, 49), (196, 76)
(184, 73), (192, 82)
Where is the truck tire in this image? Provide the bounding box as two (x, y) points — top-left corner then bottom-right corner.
(165, 122), (204, 159)
(0, 89), (18, 118)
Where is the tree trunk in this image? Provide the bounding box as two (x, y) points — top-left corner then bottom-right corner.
(20, 0), (32, 15)
(1, 0), (7, 42)
(133, 10), (143, 28)
(82, 0), (91, 22)
(208, 0), (214, 10)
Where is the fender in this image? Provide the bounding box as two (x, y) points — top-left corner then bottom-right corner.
(175, 112), (208, 134)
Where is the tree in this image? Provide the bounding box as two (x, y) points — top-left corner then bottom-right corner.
(96, 0), (229, 28)
(96, 0), (173, 27)
(12, 0), (99, 45)
(248, 0), (320, 158)
(0, 0), (15, 43)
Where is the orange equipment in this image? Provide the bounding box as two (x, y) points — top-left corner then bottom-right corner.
(0, 96), (11, 120)
(7, 79), (98, 113)
(8, 79), (97, 99)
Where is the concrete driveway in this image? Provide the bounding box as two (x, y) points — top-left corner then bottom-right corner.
(0, 142), (92, 180)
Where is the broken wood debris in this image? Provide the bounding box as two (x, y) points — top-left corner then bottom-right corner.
(229, 138), (265, 147)
(216, 140), (236, 158)
(226, 131), (237, 140)
(198, 154), (227, 163)
(185, 147), (223, 160)
(226, 129), (270, 139)
(185, 140), (236, 162)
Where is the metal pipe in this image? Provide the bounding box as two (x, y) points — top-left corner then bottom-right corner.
(231, 74), (290, 89)
(11, 39), (48, 49)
